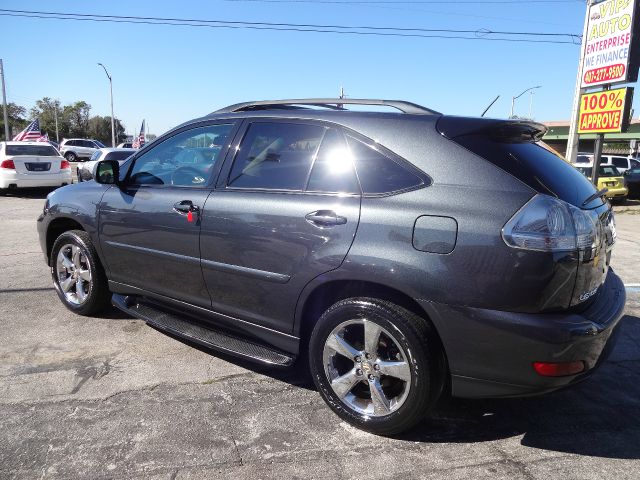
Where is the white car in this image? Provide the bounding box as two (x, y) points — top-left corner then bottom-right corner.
(77, 148), (135, 182)
(575, 153), (640, 173)
(0, 141), (72, 191)
(59, 138), (106, 162)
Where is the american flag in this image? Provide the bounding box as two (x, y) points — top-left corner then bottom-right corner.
(132, 120), (145, 149)
(36, 132), (50, 143)
(13, 119), (41, 141)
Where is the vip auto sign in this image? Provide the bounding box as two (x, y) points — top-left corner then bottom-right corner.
(581, 0), (640, 88)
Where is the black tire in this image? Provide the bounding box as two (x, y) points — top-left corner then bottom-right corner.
(65, 152), (77, 162)
(50, 229), (111, 315)
(309, 297), (442, 435)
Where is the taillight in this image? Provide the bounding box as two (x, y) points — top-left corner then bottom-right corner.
(502, 194), (599, 253)
(61, 160), (70, 169)
(533, 361), (585, 377)
(0, 159), (15, 169)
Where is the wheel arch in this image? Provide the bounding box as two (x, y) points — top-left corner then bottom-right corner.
(295, 278), (450, 386)
(46, 217), (86, 265)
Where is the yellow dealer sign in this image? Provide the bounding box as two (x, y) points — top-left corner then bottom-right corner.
(578, 87), (633, 133)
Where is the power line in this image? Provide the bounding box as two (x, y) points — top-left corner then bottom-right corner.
(223, 0), (582, 3)
(0, 9), (581, 44)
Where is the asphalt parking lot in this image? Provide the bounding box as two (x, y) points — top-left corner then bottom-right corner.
(1, 185), (640, 480)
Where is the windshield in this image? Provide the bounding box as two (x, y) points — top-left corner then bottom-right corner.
(6, 144), (59, 156)
(94, 140), (106, 148)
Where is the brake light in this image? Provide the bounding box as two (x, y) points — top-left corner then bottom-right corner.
(502, 194), (599, 253)
(61, 160), (70, 169)
(0, 159), (15, 169)
(533, 361), (585, 377)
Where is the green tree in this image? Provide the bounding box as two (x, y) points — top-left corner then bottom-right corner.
(0, 102), (28, 139)
(30, 97), (62, 141)
(63, 101), (91, 138)
(88, 116), (126, 146)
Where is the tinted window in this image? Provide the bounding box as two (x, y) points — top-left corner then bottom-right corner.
(6, 144), (59, 156)
(346, 135), (423, 195)
(105, 151), (134, 161)
(612, 157), (628, 168)
(66, 140), (78, 147)
(576, 155), (591, 163)
(600, 165), (621, 177)
(128, 124), (233, 186)
(228, 122), (324, 190)
(82, 141), (96, 148)
(631, 159), (640, 168)
(306, 129), (360, 194)
(452, 135), (600, 208)
(95, 140), (106, 148)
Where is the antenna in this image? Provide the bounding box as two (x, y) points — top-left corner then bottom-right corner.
(481, 95), (500, 117)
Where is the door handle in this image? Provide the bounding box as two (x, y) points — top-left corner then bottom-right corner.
(305, 210), (347, 227)
(173, 200), (200, 215)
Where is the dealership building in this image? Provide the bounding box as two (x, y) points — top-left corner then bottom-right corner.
(543, 119), (640, 157)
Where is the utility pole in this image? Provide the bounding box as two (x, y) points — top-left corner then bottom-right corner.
(565, 0), (593, 164)
(54, 104), (59, 143)
(98, 63), (116, 147)
(1, 59), (9, 141)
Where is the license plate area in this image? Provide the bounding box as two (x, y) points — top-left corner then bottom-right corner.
(25, 162), (51, 172)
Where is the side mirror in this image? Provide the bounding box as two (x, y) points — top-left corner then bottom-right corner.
(95, 160), (120, 185)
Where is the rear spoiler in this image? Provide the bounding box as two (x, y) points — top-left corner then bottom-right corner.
(437, 116), (547, 143)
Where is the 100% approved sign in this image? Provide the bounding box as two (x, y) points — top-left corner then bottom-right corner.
(578, 87), (633, 133)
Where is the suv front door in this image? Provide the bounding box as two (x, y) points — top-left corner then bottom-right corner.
(99, 121), (238, 307)
(200, 121), (361, 333)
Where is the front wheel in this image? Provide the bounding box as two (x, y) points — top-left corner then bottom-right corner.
(309, 298), (443, 435)
(65, 152), (77, 162)
(50, 229), (111, 315)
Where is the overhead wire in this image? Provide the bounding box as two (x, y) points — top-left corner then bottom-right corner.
(0, 9), (582, 44)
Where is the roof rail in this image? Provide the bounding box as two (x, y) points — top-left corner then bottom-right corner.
(213, 98), (440, 115)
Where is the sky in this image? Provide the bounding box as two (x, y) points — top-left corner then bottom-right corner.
(0, 0), (593, 137)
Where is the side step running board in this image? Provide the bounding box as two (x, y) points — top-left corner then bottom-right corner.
(112, 294), (295, 367)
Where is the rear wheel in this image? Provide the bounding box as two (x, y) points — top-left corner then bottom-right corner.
(50, 230), (111, 315)
(309, 297), (442, 435)
(65, 152), (77, 162)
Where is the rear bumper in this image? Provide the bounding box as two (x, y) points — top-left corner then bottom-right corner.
(421, 269), (626, 398)
(0, 170), (72, 188)
(605, 186), (628, 199)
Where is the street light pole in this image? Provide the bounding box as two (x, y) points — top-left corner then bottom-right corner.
(510, 85), (541, 118)
(1, 59), (10, 141)
(97, 63), (116, 147)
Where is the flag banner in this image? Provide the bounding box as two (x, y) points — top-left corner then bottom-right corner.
(132, 120), (145, 149)
(13, 119), (41, 141)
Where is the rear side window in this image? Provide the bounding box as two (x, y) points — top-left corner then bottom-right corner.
(228, 122), (324, 190)
(612, 156), (628, 168)
(6, 145), (59, 156)
(105, 151), (134, 161)
(346, 135), (423, 195)
(452, 135), (599, 208)
(306, 129), (360, 194)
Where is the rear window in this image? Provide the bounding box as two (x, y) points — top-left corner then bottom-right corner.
(612, 156), (628, 168)
(6, 144), (59, 156)
(451, 135), (600, 208)
(105, 151), (134, 161)
(600, 165), (621, 177)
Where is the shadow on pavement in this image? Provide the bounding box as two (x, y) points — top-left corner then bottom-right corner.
(112, 300), (640, 459)
(0, 187), (58, 199)
(399, 314), (640, 459)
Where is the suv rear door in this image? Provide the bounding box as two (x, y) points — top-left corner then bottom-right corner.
(199, 120), (361, 333)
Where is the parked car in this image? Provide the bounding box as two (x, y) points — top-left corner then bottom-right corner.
(623, 167), (640, 198)
(77, 148), (136, 182)
(37, 98), (625, 435)
(59, 138), (106, 162)
(0, 141), (71, 192)
(117, 142), (133, 149)
(576, 153), (640, 173)
(575, 163), (628, 202)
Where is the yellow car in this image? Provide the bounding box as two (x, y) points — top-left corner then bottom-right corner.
(576, 164), (628, 202)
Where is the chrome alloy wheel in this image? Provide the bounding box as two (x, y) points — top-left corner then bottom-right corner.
(322, 319), (412, 417)
(55, 243), (92, 305)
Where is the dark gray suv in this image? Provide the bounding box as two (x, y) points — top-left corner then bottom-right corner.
(37, 99), (625, 434)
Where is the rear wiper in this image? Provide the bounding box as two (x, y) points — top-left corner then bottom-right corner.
(582, 188), (608, 207)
